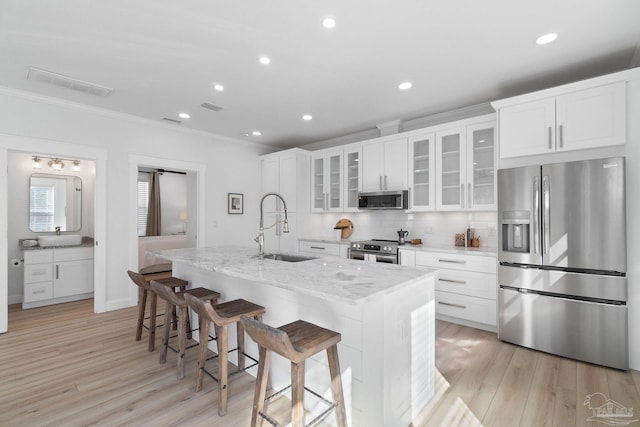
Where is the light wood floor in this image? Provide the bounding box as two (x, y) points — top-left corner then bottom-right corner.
(1, 299), (639, 426)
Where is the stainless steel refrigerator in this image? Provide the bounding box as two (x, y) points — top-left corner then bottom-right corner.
(498, 157), (627, 369)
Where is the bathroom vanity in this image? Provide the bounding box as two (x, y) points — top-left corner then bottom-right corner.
(23, 245), (94, 309)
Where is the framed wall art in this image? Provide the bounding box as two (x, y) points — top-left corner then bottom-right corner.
(228, 193), (244, 214)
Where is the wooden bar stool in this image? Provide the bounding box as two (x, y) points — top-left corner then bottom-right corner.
(127, 270), (188, 352)
(150, 280), (220, 379)
(240, 316), (348, 427)
(184, 294), (266, 417)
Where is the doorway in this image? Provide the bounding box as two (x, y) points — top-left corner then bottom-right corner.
(0, 134), (108, 333)
(127, 154), (206, 306)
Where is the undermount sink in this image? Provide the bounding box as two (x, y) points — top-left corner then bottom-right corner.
(38, 234), (83, 247)
(260, 253), (316, 263)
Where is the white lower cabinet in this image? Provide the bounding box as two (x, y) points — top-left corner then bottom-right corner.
(400, 248), (497, 331)
(23, 246), (94, 308)
(298, 240), (349, 258)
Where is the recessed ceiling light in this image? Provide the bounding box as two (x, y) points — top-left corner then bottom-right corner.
(536, 33), (558, 45)
(398, 82), (413, 90)
(302, 114), (313, 121)
(178, 112), (190, 119)
(322, 17), (336, 29)
(213, 84), (224, 91)
(252, 131), (262, 136)
(259, 56), (271, 65)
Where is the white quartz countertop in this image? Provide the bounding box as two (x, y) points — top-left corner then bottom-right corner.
(298, 237), (352, 246)
(153, 246), (435, 305)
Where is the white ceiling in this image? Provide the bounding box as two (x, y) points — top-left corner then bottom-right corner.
(1, 1), (639, 149)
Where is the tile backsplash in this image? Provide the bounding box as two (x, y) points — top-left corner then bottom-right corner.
(303, 211), (498, 249)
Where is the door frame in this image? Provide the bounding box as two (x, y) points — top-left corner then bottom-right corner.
(128, 154), (206, 306)
(0, 134), (108, 333)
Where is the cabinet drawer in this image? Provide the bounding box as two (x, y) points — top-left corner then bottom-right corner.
(415, 251), (496, 274)
(298, 241), (340, 257)
(24, 264), (53, 284)
(24, 282), (53, 303)
(435, 291), (496, 326)
(24, 249), (53, 264)
(435, 270), (497, 300)
(54, 247), (94, 262)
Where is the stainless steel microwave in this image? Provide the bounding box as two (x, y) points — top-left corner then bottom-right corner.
(358, 190), (408, 210)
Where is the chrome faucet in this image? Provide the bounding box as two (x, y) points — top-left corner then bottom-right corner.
(55, 226), (61, 236)
(255, 192), (289, 257)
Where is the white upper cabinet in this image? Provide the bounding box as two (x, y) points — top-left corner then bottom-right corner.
(343, 146), (362, 212)
(311, 149), (343, 213)
(261, 149), (309, 212)
(362, 138), (408, 192)
(408, 132), (435, 211)
(435, 120), (496, 211)
(436, 127), (466, 210)
(497, 81), (626, 158)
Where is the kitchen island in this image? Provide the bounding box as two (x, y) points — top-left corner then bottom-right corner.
(154, 246), (436, 427)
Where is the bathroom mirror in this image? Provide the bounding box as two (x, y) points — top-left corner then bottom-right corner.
(29, 173), (82, 232)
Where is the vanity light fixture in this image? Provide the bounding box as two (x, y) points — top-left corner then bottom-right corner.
(48, 158), (64, 170)
(32, 156), (42, 169)
(31, 155), (81, 171)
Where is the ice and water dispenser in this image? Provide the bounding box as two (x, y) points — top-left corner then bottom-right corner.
(501, 210), (530, 253)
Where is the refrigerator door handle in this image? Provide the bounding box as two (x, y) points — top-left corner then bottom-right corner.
(548, 127), (553, 149)
(542, 175), (550, 255)
(533, 176), (540, 254)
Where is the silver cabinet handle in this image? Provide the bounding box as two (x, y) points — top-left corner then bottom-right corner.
(379, 175), (383, 190)
(468, 183), (471, 208)
(55, 264), (59, 280)
(310, 246), (325, 250)
(438, 258), (467, 264)
(460, 184), (464, 208)
(548, 127), (552, 149)
(33, 289), (46, 295)
(439, 278), (467, 284)
(533, 176), (540, 254)
(384, 175), (388, 190)
(542, 175), (550, 255)
(324, 193), (328, 211)
(438, 301), (467, 309)
(558, 125), (564, 148)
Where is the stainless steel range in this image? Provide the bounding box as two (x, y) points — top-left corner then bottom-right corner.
(349, 239), (399, 264)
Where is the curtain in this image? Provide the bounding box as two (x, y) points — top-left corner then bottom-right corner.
(145, 172), (162, 236)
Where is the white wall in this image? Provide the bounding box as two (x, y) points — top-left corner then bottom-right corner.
(0, 87), (268, 317)
(6, 152), (96, 304)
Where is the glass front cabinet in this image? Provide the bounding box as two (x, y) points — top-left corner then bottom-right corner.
(343, 146), (362, 212)
(435, 121), (495, 211)
(408, 133), (435, 211)
(311, 150), (343, 212)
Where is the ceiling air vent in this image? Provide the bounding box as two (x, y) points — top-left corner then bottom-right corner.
(26, 66), (113, 97)
(162, 117), (182, 124)
(200, 102), (224, 112)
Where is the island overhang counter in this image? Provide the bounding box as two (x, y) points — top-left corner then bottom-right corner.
(154, 246), (436, 427)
